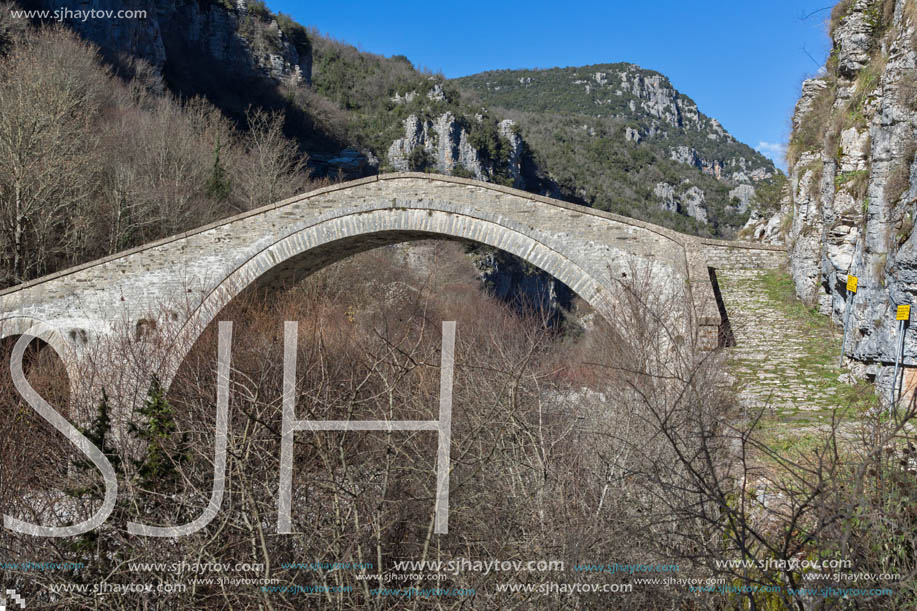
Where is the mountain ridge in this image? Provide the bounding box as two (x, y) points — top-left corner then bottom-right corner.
(453, 62), (783, 236)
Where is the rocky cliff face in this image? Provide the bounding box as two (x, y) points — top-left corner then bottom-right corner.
(33, 0), (311, 84)
(472, 248), (574, 325)
(387, 106), (525, 187)
(763, 0), (917, 395)
(653, 182), (709, 223)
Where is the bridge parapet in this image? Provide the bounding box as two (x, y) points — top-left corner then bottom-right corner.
(700, 239), (787, 270)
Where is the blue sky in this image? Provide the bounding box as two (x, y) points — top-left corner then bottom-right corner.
(267, 1), (836, 171)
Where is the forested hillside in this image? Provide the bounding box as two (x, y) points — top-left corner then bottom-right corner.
(454, 65), (786, 236)
(0, 17), (313, 288)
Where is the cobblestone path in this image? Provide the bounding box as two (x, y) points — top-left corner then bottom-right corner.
(715, 269), (850, 415)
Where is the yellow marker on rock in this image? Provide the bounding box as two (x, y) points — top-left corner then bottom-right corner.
(846, 275), (858, 293)
(892, 304), (911, 410)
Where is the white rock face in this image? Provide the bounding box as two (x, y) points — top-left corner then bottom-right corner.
(427, 83), (446, 101)
(682, 186), (708, 223)
(670, 146), (700, 166)
(709, 118), (726, 138)
(742, 209), (787, 244)
(773, 0), (917, 392)
(654, 182), (677, 213)
(387, 113), (483, 178)
(792, 79), (830, 132)
(839, 127), (870, 171)
(499, 120), (524, 187)
(387, 113), (525, 187)
(669, 145), (772, 186)
(654, 182), (708, 223)
(728, 184), (756, 213)
(391, 91), (418, 104)
(619, 69), (701, 130)
(834, 0), (874, 77)
(788, 151), (827, 305)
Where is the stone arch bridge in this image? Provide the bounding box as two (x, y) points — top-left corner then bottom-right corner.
(0, 173), (785, 396)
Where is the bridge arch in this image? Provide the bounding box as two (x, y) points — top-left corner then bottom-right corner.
(0, 317), (77, 409)
(159, 201), (618, 387)
(0, 317), (74, 360)
(0, 173), (781, 396)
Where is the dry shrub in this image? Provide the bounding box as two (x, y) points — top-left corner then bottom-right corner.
(830, 0), (856, 34)
(788, 80), (836, 167)
(0, 23), (318, 290)
(1, 243), (914, 610)
(0, 336), (74, 532)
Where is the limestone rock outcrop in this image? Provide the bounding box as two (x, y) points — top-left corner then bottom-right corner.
(768, 0), (917, 394)
(387, 110), (525, 188)
(618, 70), (702, 130)
(654, 182), (709, 223)
(388, 112), (485, 178)
(729, 184), (757, 213)
(499, 120), (525, 187)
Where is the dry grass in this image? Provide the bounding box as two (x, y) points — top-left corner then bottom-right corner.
(907, 0), (917, 39)
(787, 79), (836, 167)
(830, 0), (856, 33)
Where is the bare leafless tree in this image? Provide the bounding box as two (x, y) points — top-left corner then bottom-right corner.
(0, 26), (104, 284)
(235, 108), (308, 211)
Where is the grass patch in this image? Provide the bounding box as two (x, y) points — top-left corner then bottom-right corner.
(758, 270), (846, 390)
(844, 52), (885, 129)
(761, 271), (877, 401)
(757, 426), (825, 456)
(835, 168), (869, 194)
(759, 270), (832, 328)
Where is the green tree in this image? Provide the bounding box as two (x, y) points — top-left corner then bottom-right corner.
(205, 137), (232, 202)
(82, 389), (120, 471)
(130, 376), (187, 487)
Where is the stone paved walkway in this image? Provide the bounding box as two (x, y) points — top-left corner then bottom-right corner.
(715, 269), (850, 415)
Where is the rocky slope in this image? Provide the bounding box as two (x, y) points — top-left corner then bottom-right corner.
(753, 0), (917, 395)
(306, 34), (535, 186)
(454, 64), (783, 236)
(387, 111), (524, 186)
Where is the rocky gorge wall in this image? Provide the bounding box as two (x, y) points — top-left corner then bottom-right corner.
(31, 0), (311, 85)
(753, 0), (917, 395)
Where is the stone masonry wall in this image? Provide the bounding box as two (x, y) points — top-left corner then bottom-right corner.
(0, 174), (786, 389)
